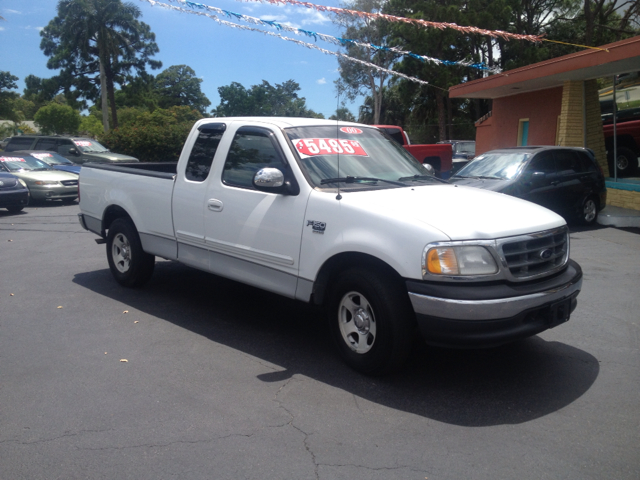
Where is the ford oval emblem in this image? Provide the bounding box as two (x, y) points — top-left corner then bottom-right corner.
(539, 248), (553, 260)
(0, 180), (4, 187)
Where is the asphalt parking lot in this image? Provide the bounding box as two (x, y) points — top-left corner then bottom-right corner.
(1, 202), (639, 480)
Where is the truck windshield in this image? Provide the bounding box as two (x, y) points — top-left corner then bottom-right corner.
(285, 126), (436, 189)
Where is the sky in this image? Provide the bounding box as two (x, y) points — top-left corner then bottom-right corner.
(0, 0), (358, 118)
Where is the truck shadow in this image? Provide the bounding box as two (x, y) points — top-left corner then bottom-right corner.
(73, 260), (599, 427)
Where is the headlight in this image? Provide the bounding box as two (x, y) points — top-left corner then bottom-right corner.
(33, 180), (61, 185)
(423, 246), (498, 276)
(18, 179), (28, 187)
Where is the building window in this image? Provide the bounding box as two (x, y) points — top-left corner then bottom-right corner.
(517, 119), (529, 146)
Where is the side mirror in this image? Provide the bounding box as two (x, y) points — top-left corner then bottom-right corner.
(523, 171), (545, 186)
(69, 147), (79, 156)
(422, 164), (436, 176)
(253, 167), (285, 189)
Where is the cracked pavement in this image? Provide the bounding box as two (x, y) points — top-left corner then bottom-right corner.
(1, 203), (639, 479)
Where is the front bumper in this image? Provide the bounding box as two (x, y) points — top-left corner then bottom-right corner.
(407, 260), (582, 347)
(30, 185), (78, 200)
(0, 189), (30, 208)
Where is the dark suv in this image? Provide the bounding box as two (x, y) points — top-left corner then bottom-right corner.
(4, 136), (138, 164)
(449, 146), (607, 225)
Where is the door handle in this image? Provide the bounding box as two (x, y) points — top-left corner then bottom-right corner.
(207, 199), (224, 212)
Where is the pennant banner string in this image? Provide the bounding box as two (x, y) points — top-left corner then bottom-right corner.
(233, 0), (543, 42)
(163, 0), (497, 72)
(140, 0), (452, 89)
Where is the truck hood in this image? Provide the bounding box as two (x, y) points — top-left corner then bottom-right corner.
(339, 184), (565, 241)
(13, 169), (79, 183)
(84, 152), (139, 162)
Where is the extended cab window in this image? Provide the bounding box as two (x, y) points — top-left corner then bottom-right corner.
(186, 124), (225, 182)
(222, 127), (285, 189)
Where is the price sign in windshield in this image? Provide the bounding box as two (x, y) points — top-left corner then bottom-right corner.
(74, 141), (92, 147)
(294, 138), (368, 157)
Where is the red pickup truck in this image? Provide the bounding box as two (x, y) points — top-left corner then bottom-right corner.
(603, 118), (640, 177)
(373, 125), (453, 178)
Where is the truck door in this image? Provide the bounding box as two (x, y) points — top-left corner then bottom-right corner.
(172, 123), (227, 270)
(203, 125), (307, 298)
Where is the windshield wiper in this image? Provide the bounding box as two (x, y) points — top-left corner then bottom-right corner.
(453, 175), (501, 180)
(398, 174), (448, 184)
(320, 176), (406, 186)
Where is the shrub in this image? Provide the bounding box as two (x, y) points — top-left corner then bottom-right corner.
(100, 106), (203, 162)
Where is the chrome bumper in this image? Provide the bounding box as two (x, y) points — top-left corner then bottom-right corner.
(409, 272), (582, 321)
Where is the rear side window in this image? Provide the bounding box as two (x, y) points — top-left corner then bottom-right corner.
(555, 150), (581, 173)
(5, 137), (34, 151)
(222, 127), (285, 189)
(185, 124), (226, 182)
(34, 138), (59, 151)
(577, 152), (598, 172)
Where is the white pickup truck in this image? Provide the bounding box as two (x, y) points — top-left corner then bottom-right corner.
(78, 117), (583, 374)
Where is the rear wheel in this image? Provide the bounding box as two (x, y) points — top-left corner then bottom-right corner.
(106, 218), (155, 287)
(327, 267), (415, 375)
(608, 146), (638, 177)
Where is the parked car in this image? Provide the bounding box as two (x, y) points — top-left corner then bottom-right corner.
(373, 125), (453, 178)
(14, 150), (82, 175)
(0, 171), (30, 212)
(0, 153), (79, 203)
(438, 140), (476, 174)
(4, 135), (139, 164)
(449, 146), (607, 225)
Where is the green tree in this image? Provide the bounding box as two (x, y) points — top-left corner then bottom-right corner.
(212, 80), (323, 118)
(100, 106), (202, 161)
(40, 0), (161, 132)
(34, 103), (82, 134)
(155, 65), (211, 114)
(0, 71), (19, 120)
(334, 0), (396, 125)
(329, 107), (357, 122)
(79, 115), (105, 137)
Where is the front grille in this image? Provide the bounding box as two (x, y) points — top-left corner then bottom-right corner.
(500, 228), (568, 280)
(0, 178), (18, 188)
(61, 180), (78, 186)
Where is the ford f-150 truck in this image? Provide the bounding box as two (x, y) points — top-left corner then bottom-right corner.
(78, 117), (583, 375)
(373, 125), (453, 178)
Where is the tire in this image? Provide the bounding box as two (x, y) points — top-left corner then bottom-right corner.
(6, 206), (24, 213)
(579, 195), (599, 225)
(106, 218), (155, 287)
(608, 146), (638, 177)
(326, 267), (416, 375)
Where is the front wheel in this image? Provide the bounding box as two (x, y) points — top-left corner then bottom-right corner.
(106, 218), (155, 287)
(327, 267), (416, 375)
(579, 196), (599, 225)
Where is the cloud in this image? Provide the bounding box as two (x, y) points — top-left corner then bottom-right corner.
(0, 27), (4, 31)
(317, 78), (327, 84)
(299, 10), (331, 26)
(5, 9), (21, 14)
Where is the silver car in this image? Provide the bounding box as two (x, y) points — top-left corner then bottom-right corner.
(0, 153), (79, 203)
